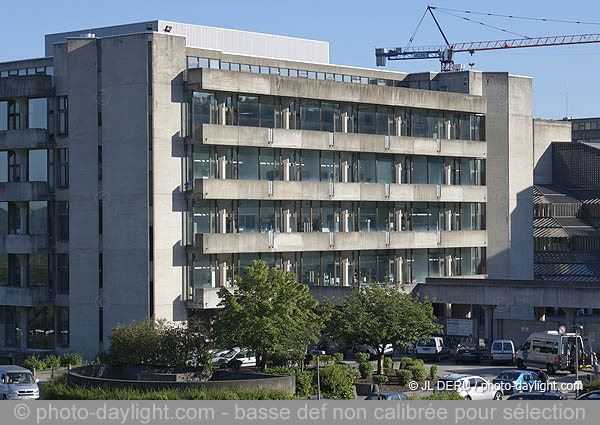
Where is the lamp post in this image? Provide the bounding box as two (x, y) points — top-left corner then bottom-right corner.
(312, 350), (325, 400)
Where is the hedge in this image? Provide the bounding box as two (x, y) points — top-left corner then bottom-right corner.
(42, 375), (293, 400)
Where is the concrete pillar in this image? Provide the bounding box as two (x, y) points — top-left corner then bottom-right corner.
(395, 162), (403, 184)
(482, 305), (494, 345)
(217, 261), (227, 287)
(280, 98), (292, 129)
(216, 93), (228, 125)
(341, 257), (350, 286)
(395, 256), (403, 284)
(282, 208), (291, 232)
(563, 308), (578, 326)
(444, 118), (451, 139)
(445, 254), (453, 276)
(282, 158), (290, 181)
(218, 208), (227, 233)
(340, 112), (349, 133)
(217, 154), (227, 179)
(394, 117), (402, 136)
(535, 307), (546, 321)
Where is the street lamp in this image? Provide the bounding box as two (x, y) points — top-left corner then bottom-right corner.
(311, 350), (325, 400)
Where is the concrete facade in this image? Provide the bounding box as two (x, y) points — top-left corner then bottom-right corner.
(0, 21), (541, 360)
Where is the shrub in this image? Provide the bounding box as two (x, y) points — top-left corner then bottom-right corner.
(583, 377), (600, 394)
(358, 361), (373, 379)
(409, 365), (428, 382)
(400, 356), (415, 369)
(23, 355), (43, 372)
(333, 353), (344, 364)
(60, 353), (83, 368)
(396, 369), (413, 386)
(373, 375), (389, 385)
(429, 365), (438, 380)
(410, 391), (465, 400)
(106, 318), (211, 368)
(42, 375), (293, 400)
(383, 357), (393, 370)
(384, 368), (394, 376)
(319, 363), (356, 399)
(355, 352), (370, 362)
(318, 355), (333, 366)
(265, 366), (316, 398)
(43, 355), (61, 370)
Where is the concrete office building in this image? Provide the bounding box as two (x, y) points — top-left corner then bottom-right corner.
(1, 21), (535, 360)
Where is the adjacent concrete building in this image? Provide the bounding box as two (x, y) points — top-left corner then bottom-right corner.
(1, 21), (538, 360)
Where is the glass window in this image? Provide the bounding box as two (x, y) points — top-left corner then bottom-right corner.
(320, 151), (338, 182)
(0, 202), (7, 234)
(238, 95), (259, 127)
(428, 202), (442, 232)
(322, 252), (339, 286)
(459, 113), (473, 140)
(461, 203), (475, 231)
(238, 147), (259, 180)
(321, 102), (340, 132)
(376, 106), (394, 135)
(193, 145), (215, 179)
(359, 251), (377, 285)
(460, 158), (475, 185)
(260, 96), (280, 128)
(29, 201), (47, 234)
(300, 100), (320, 131)
(260, 200), (279, 232)
(359, 203), (376, 232)
(56, 306), (69, 348)
(238, 200), (259, 233)
(57, 96), (68, 135)
(378, 251), (395, 283)
(193, 254), (216, 289)
(193, 92), (216, 135)
(57, 201), (69, 241)
(461, 247), (473, 275)
(376, 153), (394, 183)
(358, 105), (376, 134)
(427, 110), (444, 139)
(26, 307), (54, 349)
(428, 157), (443, 185)
(259, 148), (280, 181)
(412, 155), (428, 184)
(412, 249), (428, 283)
(377, 203), (394, 232)
(250, 65), (259, 73)
(359, 153), (376, 183)
(29, 254), (48, 286)
(58, 148), (68, 188)
(321, 202), (339, 232)
(0, 101), (7, 130)
(28, 150), (47, 182)
(28, 98), (47, 129)
(8, 151), (22, 182)
(301, 150), (320, 182)
(193, 200), (215, 234)
(428, 249), (444, 277)
(301, 252), (320, 285)
(0, 253), (7, 286)
(412, 202), (429, 231)
(0, 151), (7, 182)
(311, 201), (322, 232)
(411, 109), (427, 137)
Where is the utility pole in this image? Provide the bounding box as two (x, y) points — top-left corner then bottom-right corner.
(312, 350), (325, 400)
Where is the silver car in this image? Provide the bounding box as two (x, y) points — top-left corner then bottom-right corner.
(0, 365), (40, 400)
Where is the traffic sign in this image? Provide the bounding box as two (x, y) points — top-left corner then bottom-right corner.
(558, 325), (567, 335)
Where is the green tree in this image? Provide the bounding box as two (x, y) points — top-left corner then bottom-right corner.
(323, 285), (441, 374)
(213, 260), (324, 370)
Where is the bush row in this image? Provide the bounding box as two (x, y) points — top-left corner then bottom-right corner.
(265, 364), (356, 399)
(42, 375), (293, 400)
(23, 353), (84, 372)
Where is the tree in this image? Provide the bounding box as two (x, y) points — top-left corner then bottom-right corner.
(213, 260), (324, 370)
(323, 285), (442, 374)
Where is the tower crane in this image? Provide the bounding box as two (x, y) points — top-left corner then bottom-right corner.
(375, 6), (600, 72)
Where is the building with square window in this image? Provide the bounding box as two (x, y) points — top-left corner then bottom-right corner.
(0, 21), (537, 360)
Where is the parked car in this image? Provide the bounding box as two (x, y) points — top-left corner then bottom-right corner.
(435, 374), (503, 400)
(492, 370), (541, 395)
(508, 391), (567, 400)
(516, 330), (584, 374)
(353, 343), (394, 358)
(211, 347), (241, 365)
(0, 365), (40, 400)
(576, 390), (600, 400)
(415, 337), (450, 362)
(454, 343), (482, 364)
(490, 340), (515, 365)
(317, 339), (340, 356)
(365, 391), (408, 400)
(228, 350), (256, 368)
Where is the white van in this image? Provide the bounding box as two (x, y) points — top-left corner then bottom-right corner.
(515, 331), (584, 374)
(415, 337), (450, 362)
(490, 340), (515, 365)
(0, 365), (40, 400)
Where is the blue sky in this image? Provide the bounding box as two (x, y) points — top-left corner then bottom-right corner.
(2, 0), (600, 119)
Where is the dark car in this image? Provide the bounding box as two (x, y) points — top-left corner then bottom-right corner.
(454, 343), (481, 364)
(576, 390), (600, 400)
(507, 392), (567, 400)
(365, 391), (408, 400)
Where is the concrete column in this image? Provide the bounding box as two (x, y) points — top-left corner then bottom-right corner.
(282, 208), (291, 233)
(445, 254), (453, 276)
(482, 305), (494, 345)
(341, 257), (350, 286)
(281, 98), (292, 129)
(445, 165), (452, 185)
(444, 118), (451, 139)
(563, 308), (578, 326)
(282, 158), (290, 181)
(340, 112), (349, 133)
(395, 162), (403, 184)
(216, 93), (228, 125)
(217, 154), (227, 179)
(394, 117), (402, 136)
(218, 208), (227, 233)
(217, 261), (227, 287)
(395, 256), (403, 284)
(535, 307), (546, 321)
